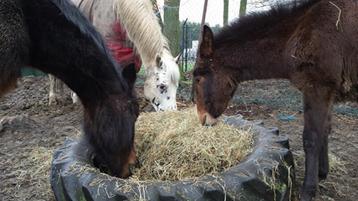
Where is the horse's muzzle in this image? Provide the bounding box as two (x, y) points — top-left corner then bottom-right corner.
(198, 111), (218, 126)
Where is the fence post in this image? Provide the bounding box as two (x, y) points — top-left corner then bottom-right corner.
(191, 0), (209, 102)
(185, 22), (188, 72)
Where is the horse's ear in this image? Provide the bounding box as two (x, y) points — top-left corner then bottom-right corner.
(175, 52), (182, 64)
(200, 25), (214, 58)
(122, 63), (137, 89)
(156, 55), (163, 67)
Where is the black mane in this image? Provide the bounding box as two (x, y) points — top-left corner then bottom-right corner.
(214, 0), (320, 47)
(47, 0), (129, 91)
(50, 0), (110, 58)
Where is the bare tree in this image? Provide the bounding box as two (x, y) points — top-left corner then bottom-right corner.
(240, 0), (247, 17)
(223, 0), (229, 26)
(163, 0), (181, 56)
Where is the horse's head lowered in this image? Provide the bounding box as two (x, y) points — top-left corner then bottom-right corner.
(194, 25), (237, 126)
(143, 49), (180, 111)
(84, 63), (140, 178)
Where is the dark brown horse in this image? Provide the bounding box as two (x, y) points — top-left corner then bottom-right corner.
(0, 0), (139, 177)
(193, 0), (358, 200)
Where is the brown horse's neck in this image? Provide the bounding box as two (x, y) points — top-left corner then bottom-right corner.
(212, 1), (316, 83)
(215, 35), (293, 83)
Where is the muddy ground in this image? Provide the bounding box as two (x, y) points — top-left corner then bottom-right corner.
(0, 77), (357, 201)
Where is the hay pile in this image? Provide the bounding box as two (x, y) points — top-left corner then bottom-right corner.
(132, 107), (254, 181)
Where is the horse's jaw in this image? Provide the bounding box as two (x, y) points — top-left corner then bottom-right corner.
(196, 106), (218, 126)
(143, 75), (178, 111)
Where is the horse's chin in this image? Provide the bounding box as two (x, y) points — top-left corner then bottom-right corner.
(151, 99), (177, 111)
(198, 111), (218, 126)
(119, 147), (137, 178)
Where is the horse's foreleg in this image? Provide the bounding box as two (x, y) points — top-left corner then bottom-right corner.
(48, 75), (66, 105)
(0, 74), (19, 97)
(0, 0), (29, 97)
(71, 92), (79, 104)
(319, 117), (331, 180)
(49, 75), (79, 105)
(301, 86), (333, 201)
(319, 94), (333, 181)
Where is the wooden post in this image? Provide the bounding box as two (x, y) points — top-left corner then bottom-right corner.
(239, 0), (247, 17)
(199, 0), (209, 43)
(223, 0), (229, 26)
(191, 0), (209, 102)
(163, 0), (181, 56)
(181, 18), (188, 79)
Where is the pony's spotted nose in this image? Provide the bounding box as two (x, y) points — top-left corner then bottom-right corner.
(199, 112), (218, 126)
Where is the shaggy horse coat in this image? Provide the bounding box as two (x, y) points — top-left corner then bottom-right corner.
(0, 0), (139, 177)
(194, 0), (358, 200)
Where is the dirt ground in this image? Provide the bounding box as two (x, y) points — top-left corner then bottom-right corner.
(0, 77), (357, 201)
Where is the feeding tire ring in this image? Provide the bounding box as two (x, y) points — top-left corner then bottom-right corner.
(51, 115), (295, 201)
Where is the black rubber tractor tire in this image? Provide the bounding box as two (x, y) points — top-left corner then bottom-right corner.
(51, 115), (295, 201)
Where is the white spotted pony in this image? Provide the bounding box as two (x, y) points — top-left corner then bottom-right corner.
(50, 0), (180, 111)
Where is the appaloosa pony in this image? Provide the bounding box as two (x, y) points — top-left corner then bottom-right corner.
(0, 0), (139, 177)
(193, 0), (357, 200)
(113, 0), (181, 111)
(53, 0), (181, 111)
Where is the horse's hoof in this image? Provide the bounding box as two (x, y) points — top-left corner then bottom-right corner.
(318, 165), (328, 181)
(318, 171), (328, 181)
(300, 188), (315, 201)
(300, 194), (313, 201)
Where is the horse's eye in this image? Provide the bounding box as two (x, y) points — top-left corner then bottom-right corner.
(195, 77), (201, 83)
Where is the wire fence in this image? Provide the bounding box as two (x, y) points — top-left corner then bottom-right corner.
(180, 19), (197, 74)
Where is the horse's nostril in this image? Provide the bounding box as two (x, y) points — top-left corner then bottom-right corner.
(135, 159), (141, 168)
(128, 164), (136, 176)
(120, 168), (132, 179)
(202, 114), (207, 126)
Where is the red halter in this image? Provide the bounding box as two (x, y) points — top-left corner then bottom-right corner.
(107, 22), (142, 73)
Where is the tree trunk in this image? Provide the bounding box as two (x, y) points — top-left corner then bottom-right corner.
(239, 0), (247, 17)
(223, 0), (229, 26)
(48, 75), (65, 105)
(163, 0), (181, 56)
(199, 0), (209, 43)
(192, 0), (209, 103)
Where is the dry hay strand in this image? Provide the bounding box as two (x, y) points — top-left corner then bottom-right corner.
(1, 146), (54, 200)
(328, 152), (347, 174)
(320, 153), (348, 198)
(131, 107), (254, 181)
